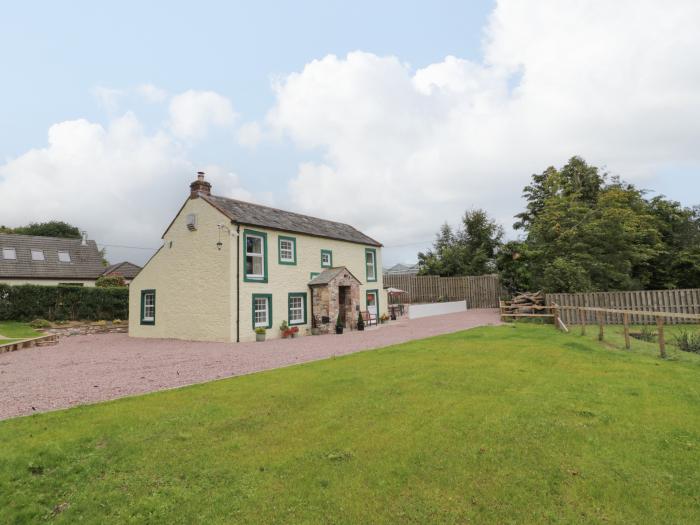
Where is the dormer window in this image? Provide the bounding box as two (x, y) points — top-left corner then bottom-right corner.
(31, 249), (45, 261)
(2, 248), (16, 260)
(58, 251), (71, 262)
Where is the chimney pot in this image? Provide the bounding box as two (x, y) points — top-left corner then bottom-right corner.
(190, 171), (212, 198)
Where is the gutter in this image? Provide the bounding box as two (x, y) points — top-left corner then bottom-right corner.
(235, 221), (240, 343)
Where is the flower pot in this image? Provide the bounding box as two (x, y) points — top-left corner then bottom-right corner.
(335, 326), (344, 335)
(357, 324), (364, 331)
(256, 333), (265, 342)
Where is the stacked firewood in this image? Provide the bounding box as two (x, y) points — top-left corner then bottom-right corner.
(501, 291), (546, 315)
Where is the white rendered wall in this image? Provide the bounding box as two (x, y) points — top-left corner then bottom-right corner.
(409, 300), (466, 319)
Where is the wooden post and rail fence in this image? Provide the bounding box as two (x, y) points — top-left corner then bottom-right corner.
(499, 288), (700, 359)
(383, 273), (503, 308)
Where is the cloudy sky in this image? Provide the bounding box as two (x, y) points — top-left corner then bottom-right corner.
(2, 0), (699, 266)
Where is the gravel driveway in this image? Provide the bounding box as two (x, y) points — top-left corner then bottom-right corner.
(0, 309), (500, 420)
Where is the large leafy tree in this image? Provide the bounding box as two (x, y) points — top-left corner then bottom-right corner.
(418, 209), (503, 276)
(502, 156), (698, 293)
(0, 221), (81, 239)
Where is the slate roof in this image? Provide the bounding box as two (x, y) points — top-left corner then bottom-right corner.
(0, 233), (105, 280)
(308, 267), (362, 286)
(102, 261), (142, 279)
(202, 194), (382, 247)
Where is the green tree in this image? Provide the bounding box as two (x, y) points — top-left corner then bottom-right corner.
(419, 210), (503, 276)
(505, 156), (696, 293)
(3, 221), (81, 239)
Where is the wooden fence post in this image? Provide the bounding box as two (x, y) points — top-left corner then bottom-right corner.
(553, 304), (560, 330)
(579, 308), (586, 335)
(623, 313), (630, 350)
(597, 312), (604, 341)
(656, 317), (667, 359)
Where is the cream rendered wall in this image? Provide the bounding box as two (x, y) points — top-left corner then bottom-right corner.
(0, 279), (96, 286)
(128, 197), (233, 341)
(237, 227), (385, 342)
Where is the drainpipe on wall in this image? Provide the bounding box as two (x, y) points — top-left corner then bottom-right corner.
(235, 221), (240, 343)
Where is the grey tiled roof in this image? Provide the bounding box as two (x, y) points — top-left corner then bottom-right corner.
(0, 233), (104, 280)
(102, 261), (142, 279)
(203, 194), (382, 247)
(308, 267), (362, 286)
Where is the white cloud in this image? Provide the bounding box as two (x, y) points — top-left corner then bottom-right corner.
(0, 112), (250, 265)
(93, 86), (125, 112)
(169, 90), (237, 140)
(267, 0), (700, 260)
(137, 83), (168, 103)
(236, 121), (263, 148)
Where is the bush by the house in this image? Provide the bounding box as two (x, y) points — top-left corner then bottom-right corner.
(95, 275), (126, 288)
(0, 284), (128, 322)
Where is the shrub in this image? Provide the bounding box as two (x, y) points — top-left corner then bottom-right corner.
(0, 284), (128, 322)
(357, 311), (364, 330)
(674, 330), (700, 353)
(95, 275), (126, 288)
(255, 327), (266, 335)
(113, 319), (122, 324)
(638, 325), (656, 342)
(29, 318), (52, 329)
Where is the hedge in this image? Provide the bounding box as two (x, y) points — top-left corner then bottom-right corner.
(0, 284), (129, 322)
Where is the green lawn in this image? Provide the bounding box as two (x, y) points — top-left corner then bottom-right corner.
(2, 324), (700, 523)
(0, 321), (40, 342)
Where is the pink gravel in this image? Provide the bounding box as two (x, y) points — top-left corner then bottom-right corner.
(0, 309), (500, 420)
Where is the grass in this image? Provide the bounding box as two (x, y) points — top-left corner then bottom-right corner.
(0, 321), (40, 343)
(567, 321), (700, 360)
(2, 324), (700, 523)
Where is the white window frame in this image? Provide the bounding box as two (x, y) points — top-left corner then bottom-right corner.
(2, 248), (16, 260)
(143, 292), (155, 322)
(279, 238), (295, 263)
(58, 250), (71, 263)
(31, 249), (45, 261)
(289, 296), (304, 325)
(246, 234), (265, 279)
(321, 251), (331, 267)
(254, 296), (269, 328)
(366, 250), (376, 281)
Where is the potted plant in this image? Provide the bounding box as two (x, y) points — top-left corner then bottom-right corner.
(255, 327), (266, 342)
(380, 313), (389, 324)
(357, 311), (364, 331)
(290, 326), (299, 338)
(280, 320), (289, 338)
(335, 314), (344, 335)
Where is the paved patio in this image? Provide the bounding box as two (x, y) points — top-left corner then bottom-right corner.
(0, 309), (500, 420)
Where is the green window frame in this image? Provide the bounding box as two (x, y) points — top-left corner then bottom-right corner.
(243, 229), (268, 283)
(366, 289), (379, 317)
(288, 292), (308, 326)
(365, 248), (377, 282)
(252, 293), (273, 330)
(140, 289), (156, 325)
(309, 272), (320, 280)
(320, 249), (333, 268)
(278, 235), (297, 265)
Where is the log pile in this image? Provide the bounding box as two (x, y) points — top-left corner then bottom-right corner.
(501, 291), (546, 315)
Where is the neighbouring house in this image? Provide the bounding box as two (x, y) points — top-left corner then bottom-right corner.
(0, 232), (104, 286)
(384, 262), (419, 276)
(102, 261), (142, 284)
(129, 173), (387, 342)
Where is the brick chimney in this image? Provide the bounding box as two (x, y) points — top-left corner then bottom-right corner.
(189, 171), (211, 198)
